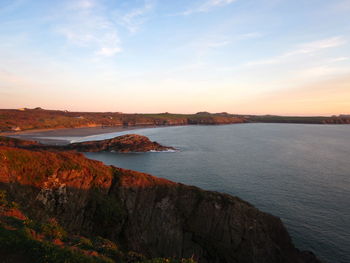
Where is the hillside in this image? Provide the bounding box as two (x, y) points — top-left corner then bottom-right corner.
(0, 109), (245, 133)
(0, 142), (321, 263)
(245, 115), (350, 124)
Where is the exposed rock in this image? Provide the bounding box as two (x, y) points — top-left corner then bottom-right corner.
(0, 146), (322, 263)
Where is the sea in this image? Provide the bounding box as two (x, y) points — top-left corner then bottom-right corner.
(37, 124), (350, 263)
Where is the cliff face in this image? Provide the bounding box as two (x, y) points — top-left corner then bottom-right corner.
(0, 146), (321, 263)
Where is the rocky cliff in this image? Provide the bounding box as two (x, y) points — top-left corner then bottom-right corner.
(0, 145), (321, 263)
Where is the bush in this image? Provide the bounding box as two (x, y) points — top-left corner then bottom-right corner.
(92, 236), (122, 261)
(0, 190), (19, 209)
(41, 218), (67, 240)
(77, 236), (94, 250)
(0, 190), (7, 206)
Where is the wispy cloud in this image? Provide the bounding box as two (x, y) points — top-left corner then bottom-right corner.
(203, 40), (231, 48)
(287, 36), (346, 55)
(96, 46), (122, 57)
(246, 36), (347, 66)
(329, 57), (349, 62)
(55, 0), (156, 56)
(118, 0), (156, 33)
(56, 0), (122, 57)
(181, 0), (237, 15)
(68, 0), (96, 10)
(187, 36), (232, 62)
(237, 32), (263, 40)
(297, 65), (350, 80)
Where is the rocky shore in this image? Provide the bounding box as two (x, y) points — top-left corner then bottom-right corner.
(0, 136), (322, 263)
(0, 134), (175, 153)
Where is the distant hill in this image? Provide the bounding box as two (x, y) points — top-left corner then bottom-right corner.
(0, 108), (349, 133)
(0, 108), (245, 133)
(244, 115), (350, 124)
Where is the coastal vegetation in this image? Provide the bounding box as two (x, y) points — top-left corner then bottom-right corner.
(0, 139), (321, 263)
(0, 108), (245, 133)
(0, 190), (196, 263)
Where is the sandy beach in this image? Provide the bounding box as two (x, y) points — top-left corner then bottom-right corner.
(4, 126), (154, 145)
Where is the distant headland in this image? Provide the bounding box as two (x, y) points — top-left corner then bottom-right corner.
(0, 108), (349, 134)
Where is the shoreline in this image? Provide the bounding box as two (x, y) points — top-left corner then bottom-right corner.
(3, 121), (348, 145)
(0, 125), (139, 136)
(2, 125), (156, 145)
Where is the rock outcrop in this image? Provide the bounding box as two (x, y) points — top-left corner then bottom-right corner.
(65, 134), (176, 152)
(0, 145), (321, 263)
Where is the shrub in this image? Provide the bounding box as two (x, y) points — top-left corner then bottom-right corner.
(77, 236), (94, 250)
(41, 218), (67, 240)
(0, 190), (7, 206)
(0, 190), (19, 209)
(93, 236), (122, 259)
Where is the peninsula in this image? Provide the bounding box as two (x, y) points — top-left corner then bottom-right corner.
(0, 134), (176, 153)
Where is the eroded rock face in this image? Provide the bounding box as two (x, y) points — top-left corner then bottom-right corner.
(115, 170), (321, 263)
(0, 146), (321, 263)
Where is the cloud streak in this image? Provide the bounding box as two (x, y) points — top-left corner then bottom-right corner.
(246, 36), (347, 66)
(55, 0), (156, 57)
(56, 1), (123, 57)
(68, 0), (96, 10)
(118, 0), (156, 33)
(181, 0), (237, 15)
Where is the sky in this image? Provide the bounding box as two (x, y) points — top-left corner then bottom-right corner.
(0, 0), (349, 115)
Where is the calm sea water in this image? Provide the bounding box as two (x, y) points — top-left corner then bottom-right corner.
(76, 124), (349, 263)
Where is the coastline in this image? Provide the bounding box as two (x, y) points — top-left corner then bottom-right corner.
(2, 125), (155, 145)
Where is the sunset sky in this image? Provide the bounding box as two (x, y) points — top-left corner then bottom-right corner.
(0, 0), (349, 115)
